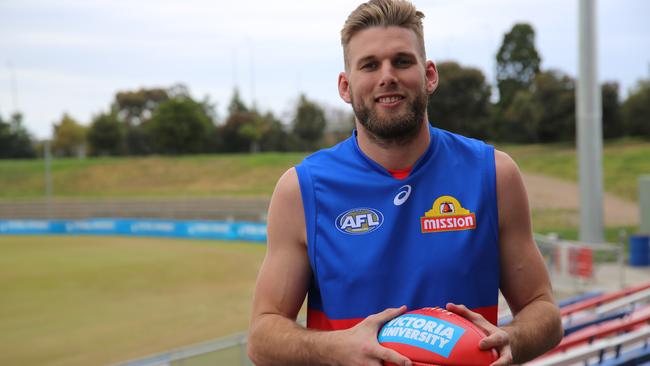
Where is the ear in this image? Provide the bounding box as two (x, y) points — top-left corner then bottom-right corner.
(425, 60), (439, 94)
(338, 72), (352, 104)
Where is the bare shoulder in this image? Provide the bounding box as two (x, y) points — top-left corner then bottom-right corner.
(493, 149), (528, 229)
(268, 167), (306, 247)
(272, 167), (301, 204)
(494, 149), (521, 185)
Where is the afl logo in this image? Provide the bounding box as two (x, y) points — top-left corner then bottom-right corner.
(336, 207), (384, 235)
(393, 185), (412, 206)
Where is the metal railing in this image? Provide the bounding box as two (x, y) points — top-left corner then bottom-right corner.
(112, 331), (254, 366)
(535, 233), (626, 293)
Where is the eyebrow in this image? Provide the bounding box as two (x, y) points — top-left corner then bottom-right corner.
(355, 55), (377, 68)
(355, 52), (418, 68)
(394, 52), (418, 60)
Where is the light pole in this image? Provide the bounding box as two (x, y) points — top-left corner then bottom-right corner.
(577, 0), (604, 243)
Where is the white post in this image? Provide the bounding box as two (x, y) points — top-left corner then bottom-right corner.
(44, 140), (53, 218)
(577, 0), (604, 243)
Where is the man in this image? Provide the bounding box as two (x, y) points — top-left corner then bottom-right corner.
(248, 1), (563, 365)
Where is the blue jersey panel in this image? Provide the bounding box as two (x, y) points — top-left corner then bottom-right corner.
(296, 126), (500, 326)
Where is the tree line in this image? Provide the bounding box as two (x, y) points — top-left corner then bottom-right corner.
(2, 23), (649, 159)
(2, 85), (339, 158)
(429, 23), (649, 143)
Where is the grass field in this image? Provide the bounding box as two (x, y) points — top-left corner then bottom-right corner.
(0, 140), (648, 201)
(0, 235), (266, 366)
(0, 153), (305, 200)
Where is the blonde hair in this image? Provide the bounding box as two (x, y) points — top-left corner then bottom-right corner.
(341, 0), (426, 69)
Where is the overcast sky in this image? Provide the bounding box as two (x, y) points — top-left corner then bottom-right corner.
(1, 0), (649, 139)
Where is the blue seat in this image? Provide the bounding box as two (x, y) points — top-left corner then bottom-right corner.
(598, 344), (650, 366)
(564, 310), (631, 336)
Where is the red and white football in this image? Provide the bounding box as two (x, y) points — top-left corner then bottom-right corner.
(378, 307), (498, 366)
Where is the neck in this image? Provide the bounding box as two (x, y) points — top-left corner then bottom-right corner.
(355, 120), (431, 171)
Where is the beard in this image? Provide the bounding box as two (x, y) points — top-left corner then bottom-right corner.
(351, 87), (428, 146)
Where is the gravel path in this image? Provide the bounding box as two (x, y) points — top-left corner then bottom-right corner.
(523, 173), (639, 227)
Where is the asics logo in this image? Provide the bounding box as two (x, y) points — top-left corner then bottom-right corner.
(393, 185), (412, 206)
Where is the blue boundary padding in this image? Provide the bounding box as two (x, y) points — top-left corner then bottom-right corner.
(598, 343), (650, 366)
(0, 219), (267, 242)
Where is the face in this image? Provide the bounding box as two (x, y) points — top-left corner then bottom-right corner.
(339, 26), (438, 144)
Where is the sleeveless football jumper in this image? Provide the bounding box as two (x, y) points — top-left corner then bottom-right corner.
(295, 126), (500, 330)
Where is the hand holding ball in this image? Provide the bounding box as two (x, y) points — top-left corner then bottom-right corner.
(378, 307), (498, 366)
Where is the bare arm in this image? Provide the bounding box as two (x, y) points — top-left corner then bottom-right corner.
(493, 150), (563, 362)
(247, 168), (411, 366)
(447, 150), (562, 365)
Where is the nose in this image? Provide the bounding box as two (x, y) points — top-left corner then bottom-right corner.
(378, 61), (398, 88)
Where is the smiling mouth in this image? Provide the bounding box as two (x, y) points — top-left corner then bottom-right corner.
(375, 95), (405, 104)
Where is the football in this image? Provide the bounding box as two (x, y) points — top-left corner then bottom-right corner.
(378, 307), (498, 366)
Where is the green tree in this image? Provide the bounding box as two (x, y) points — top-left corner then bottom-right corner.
(218, 111), (259, 152)
(0, 112), (35, 158)
(493, 70), (576, 143)
(323, 106), (355, 147)
(228, 88), (249, 115)
(200, 96), (220, 125)
(622, 79), (650, 139)
(496, 23), (541, 108)
(260, 112), (291, 151)
(238, 111), (269, 153)
(212, 89), (262, 153)
(87, 112), (125, 156)
(531, 70), (575, 142)
(602, 82), (623, 140)
(113, 87), (170, 125)
(292, 94), (327, 150)
(52, 113), (87, 157)
(147, 97), (215, 154)
(497, 90), (539, 143)
(427, 61), (492, 139)
(112, 86), (170, 155)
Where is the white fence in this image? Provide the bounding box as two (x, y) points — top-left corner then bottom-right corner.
(535, 233), (625, 294)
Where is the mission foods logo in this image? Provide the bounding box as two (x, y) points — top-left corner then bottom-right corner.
(336, 207), (384, 235)
(421, 196), (476, 233)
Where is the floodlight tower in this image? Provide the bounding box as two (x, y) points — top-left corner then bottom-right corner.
(577, 0), (604, 243)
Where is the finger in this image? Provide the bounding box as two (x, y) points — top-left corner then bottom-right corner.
(368, 305), (408, 325)
(446, 303), (495, 334)
(446, 303), (480, 321)
(489, 348), (513, 366)
(375, 345), (412, 366)
(446, 303), (474, 318)
(479, 331), (509, 350)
